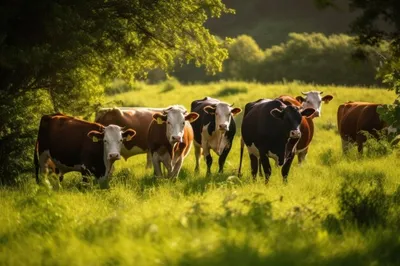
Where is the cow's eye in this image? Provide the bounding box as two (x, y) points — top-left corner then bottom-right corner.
(104, 140), (107, 143)
(120, 139), (123, 142)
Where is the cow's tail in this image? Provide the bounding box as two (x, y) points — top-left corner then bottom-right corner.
(34, 139), (40, 184)
(238, 137), (244, 177)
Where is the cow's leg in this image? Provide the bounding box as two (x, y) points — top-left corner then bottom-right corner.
(170, 156), (183, 178)
(152, 152), (163, 177)
(194, 144), (202, 173)
(356, 133), (365, 154)
(281, 154), (295, 183)
(218, 147), (231, 173)
(341, 138), (351, 154)
(146, 151), (152, 169)
(298, 148), (308, 164)
(250, 154), (258, 179)
(259, 153), (271, 183)
(203, 144), (212, 175)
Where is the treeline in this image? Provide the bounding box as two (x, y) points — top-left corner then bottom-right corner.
(172, 33), (387, 87)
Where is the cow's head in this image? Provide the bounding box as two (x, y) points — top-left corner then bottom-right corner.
(87, 125), (136, 162)
(153, 106), (199, 144)
(270, 105), (316, 139)
(203, 103), (242, 132)
(295, 91), (333, 118)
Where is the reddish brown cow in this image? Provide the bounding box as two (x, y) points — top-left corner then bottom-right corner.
(95, 107), (166, 168)
(337, 102), (388, 153)
(34, 113), (136, 184)
(147, 106), (199, 178)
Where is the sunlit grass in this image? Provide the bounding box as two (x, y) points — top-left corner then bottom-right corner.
(1, 81), (399, 265)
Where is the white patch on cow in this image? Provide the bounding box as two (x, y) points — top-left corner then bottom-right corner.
(246, 144), (279, 166)
(301, 91), (324, 117)
(295, 145), (308, 154)
(247, 143), (260, 157)
(267, 151), (279, 166)
(202, 123), (230, 156)
(214, 103), (233, 131)
(101, 125), (127, 178)
(164, 107), (187, 144)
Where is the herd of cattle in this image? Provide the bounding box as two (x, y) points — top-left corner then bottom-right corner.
(33, 91), (397, 185)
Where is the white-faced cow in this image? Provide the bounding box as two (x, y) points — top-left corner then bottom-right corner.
(278, 91), (333, 164)
(238, 99), (315, 183)
(147, 106), (199, 178)
(190, 97), (242, 175)
(95, 107), (166, 169)
(294, 91), (333, 118)
(34, 113), (136, 184)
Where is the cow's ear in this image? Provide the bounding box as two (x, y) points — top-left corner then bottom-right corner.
(231, 107), (242, 116)
(185, 112), (199, 123)
(322, 95), (333, 104)
(203, 105), (216, 115)
(122, 129), (136, 142)
(301, 108), (316, 118)
(270, 108), (284, 120)
(153, 113), (167, 124)
(296, 96), (305, 103)
(87, 130), (104, 142)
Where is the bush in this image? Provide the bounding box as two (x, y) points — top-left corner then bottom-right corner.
(173, 33), (388, 87)
(257, 33), (386, 86)
(105, 79), (144, 95)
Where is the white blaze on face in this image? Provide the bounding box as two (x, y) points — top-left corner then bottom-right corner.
(215, 103), (232, 131)
(301, 91), (323, 117)
(102, 125), (125, 161)
(165, 108), (187, 144)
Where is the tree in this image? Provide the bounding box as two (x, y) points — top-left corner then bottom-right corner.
(315, 0), (400, 129)
(0, 0), (232, 184)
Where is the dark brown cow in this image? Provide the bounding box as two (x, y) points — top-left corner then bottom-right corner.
(147, 106), (199, 178)
(95, 107), (165, 168)
(337, 102), (389, 153)
(34, 113), (136, 184)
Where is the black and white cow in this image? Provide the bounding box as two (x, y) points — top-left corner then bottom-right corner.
(238, 99), (315, 183)
(190, 97), (242, 175)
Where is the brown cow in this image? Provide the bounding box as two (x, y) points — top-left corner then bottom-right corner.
(337, 102), (390, 153)
(95, 107), (166, 168)
(34, 113), (136, 184)
(147, 106), (199, 178)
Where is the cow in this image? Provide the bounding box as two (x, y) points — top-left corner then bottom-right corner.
(278, 91), (333, 164)
(34, 113), (136, 184)
(95, 107), (166, 169)
(337, 102), (393, 153)
(147, 105), (199, 178)
(190, 97), (242, 175)
(294, 91), (334, 118)
(238, 99), (315, 183)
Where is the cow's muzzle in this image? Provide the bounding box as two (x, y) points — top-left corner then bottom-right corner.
(108, 153), (121, 161)
(219, 124), (228, 131)
(171, 136), (183, 143)
(289, 129), (301, 139)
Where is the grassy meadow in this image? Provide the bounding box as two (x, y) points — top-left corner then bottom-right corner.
(1, 81), (400, 265)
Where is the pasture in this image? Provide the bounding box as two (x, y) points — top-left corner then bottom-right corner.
(1, 81), (400, 265)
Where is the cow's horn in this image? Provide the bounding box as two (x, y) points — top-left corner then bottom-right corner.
(301, 91), (309, 95)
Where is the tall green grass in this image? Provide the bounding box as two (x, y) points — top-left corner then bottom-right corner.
(1, 81), (399, 265)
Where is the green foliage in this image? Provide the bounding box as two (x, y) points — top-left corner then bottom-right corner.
(257, 33), (385, 86)
(0, 0), (232, 184)
(223, 35), (265, 81)
(174, 33), (387, 86)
